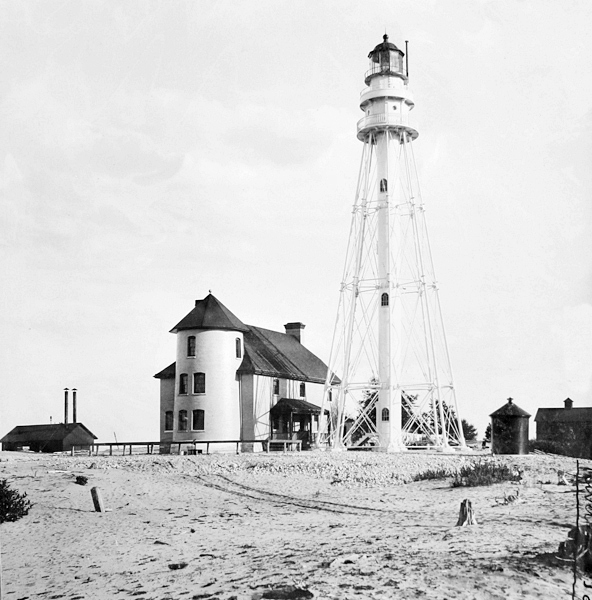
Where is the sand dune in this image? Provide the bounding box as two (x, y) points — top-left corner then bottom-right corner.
(0, 450), (589, 599)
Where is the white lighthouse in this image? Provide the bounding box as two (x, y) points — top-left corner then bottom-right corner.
(320, 35), (466, 451)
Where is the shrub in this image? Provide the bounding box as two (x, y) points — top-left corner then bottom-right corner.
(413, 467), (454, 481)
(0, 479), (32, 523)
(451, 460), (517, 487)
(528, 439), (571, 456)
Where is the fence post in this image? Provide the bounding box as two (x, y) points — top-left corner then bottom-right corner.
(90, 487), (105, 512)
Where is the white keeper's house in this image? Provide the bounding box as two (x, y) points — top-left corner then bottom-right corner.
(154, 293), (336, 452)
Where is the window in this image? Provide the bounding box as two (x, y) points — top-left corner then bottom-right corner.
(382, 408), (390, 422)
(235, 337), (242, 359)
(380, 178), (388, 192)
(178, 410), (188, 431)
(193, 372), (205, 394)
(192, 409), (205, 431)
(381, 293), (389, 306)
(164, 411), (173, 431)
(273, 379), (280, 395)
(179, 373), (188, 395)
(299, 382), (306, 397)
(187, 336), (196, 357)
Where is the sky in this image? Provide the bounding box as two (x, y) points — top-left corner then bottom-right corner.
(1, 0), (591, 442)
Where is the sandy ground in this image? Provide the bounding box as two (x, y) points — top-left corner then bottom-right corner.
(0, 450), (590, 600)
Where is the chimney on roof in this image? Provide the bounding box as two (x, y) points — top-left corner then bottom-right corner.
(564, 398), (573, 410)
(72, 388), (77, 423)
(64, 388), (69, 425)
(284, 322), (305, 344)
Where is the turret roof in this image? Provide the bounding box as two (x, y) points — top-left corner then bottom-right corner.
(489, 398), (531, 418)
(170, 294), (248, 333)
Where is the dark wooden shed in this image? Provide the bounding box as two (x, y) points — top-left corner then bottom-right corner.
(1, 423), (97, 453)
(489, 397), (530, 455)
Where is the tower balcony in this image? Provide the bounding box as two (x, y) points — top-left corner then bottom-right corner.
(356, 114), (419, 142)
(359, 80), (414, 109)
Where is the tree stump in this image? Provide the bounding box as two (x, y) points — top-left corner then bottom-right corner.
(456, 499), (478, 526)
(557, 525), (592, 572)
(90, 486), (105, 512)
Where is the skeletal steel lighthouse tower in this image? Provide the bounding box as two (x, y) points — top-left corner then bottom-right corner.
(320, 35), (465, 451)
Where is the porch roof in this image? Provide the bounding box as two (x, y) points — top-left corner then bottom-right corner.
(270, 397), (326, 415)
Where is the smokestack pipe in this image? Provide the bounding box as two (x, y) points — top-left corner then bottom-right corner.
(72, 388), (77, 423)
(64, 388), (69, 425)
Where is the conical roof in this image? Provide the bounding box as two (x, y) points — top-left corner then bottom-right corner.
(170, 294), (248, 333)
(368, 34), (403, 59)
(489, 397), (531, 418)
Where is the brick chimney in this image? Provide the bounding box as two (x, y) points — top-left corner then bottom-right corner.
(564, 397), (573, 410)
(284, 322), (305, 344)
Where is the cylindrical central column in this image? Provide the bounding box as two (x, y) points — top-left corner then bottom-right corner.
(376, 131), (404, 451)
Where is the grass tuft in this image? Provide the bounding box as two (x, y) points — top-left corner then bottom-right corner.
(451, 460), (518, 487)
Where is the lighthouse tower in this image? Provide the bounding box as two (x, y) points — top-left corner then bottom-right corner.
(320, 35), (465, 451)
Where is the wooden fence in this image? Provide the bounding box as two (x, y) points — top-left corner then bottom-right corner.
(71, 438), (303, 456)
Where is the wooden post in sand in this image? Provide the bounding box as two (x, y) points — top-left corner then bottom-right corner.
(456, 499), (478, 526)
(90, 487), (105, 512)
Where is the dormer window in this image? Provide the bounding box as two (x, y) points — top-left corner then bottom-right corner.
(187, 336), (196, 357)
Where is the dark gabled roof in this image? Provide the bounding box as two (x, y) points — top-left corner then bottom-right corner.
(170, 294), (248, 333)
(154, 362), (176, 380)
(535, 407), (592, 423)
(270, 397), (326, 415)
(238, 325), (339, 385)
(1, 423), (97, 443)
(489, 398), (531, 418)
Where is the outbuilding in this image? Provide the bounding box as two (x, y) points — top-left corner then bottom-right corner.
(1, 423), (97, 453)
(489, 397), (530, 455)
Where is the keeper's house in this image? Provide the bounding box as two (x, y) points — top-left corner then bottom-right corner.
(534, 398), (592, 459)
(154, 294), (336, 453)
(1, 423), (97, 453)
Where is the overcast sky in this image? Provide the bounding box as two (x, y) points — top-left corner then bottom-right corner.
(2, 0), (591, 442)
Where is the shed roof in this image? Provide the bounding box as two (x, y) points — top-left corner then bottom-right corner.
(1, 423), (97, 444)
(489, 398), (531, 418)
(154, 362), (176, 380)
(170, 294), (248, 333)
(534, 407), (592, 423)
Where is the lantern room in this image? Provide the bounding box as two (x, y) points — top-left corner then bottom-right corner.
(365, 34), (406, 85)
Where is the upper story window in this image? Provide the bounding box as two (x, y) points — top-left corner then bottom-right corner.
(179, 373), (188, 395)
(164, 411), (173, 431)
(382, 408), (390, 422)
(380, 178), (388, 193)
(193, 372), (206, 394)
(273, 379), (280, 395)
(187, 336), (196, 357)
(178, 409), (188, 431)
(192, 409), (205, 431)
(236, 337), (242, 359)
(381, 293), (389, 306)
(299, 382), (306, 397)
